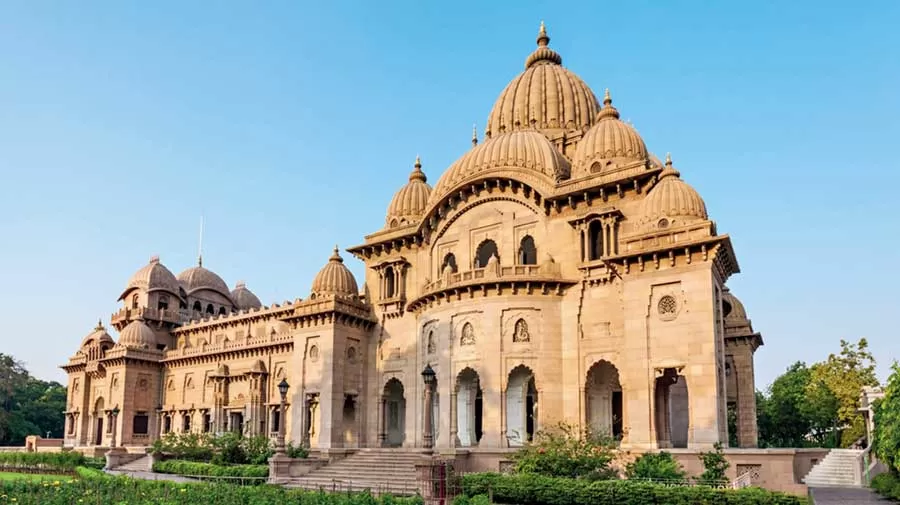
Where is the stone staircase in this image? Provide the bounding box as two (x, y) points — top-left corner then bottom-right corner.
(803, 449), (863, 487)
(110, 454), (152, 473)
(286, 449), (425, 495)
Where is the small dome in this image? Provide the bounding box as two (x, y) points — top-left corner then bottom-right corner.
(310, 246), (359, 298)
(386, 156), (433, 228)
(572, 90), (649, 177)
(119, 256), (181, 301)
(117, 318), (158, 349)
(429, 130), (570, 206)
(722, 287), (754, 335)
(486, 23), (599, 137)
(639, 155), (708, 229)
(81, 319), (114, 348)
(231, 281), (262, 310)
(177, 260), (231, 299)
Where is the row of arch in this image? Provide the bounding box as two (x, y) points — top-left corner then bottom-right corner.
(130, 293), (229, 316)
(378, 360), (690, 449)
(424, 318), (532, 353)
(440, 235), (538, 275)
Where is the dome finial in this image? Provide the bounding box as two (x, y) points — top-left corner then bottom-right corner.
(660, 152), (681, 179)
(597, 88), (620, 120)
(537, 20), (549, 46)
(666, 152), (672, 166)
(95, 318), (104, 331)
(330, 245), (343, 263)
(472, 124), (478, 146)
(409, 155), (427, 183)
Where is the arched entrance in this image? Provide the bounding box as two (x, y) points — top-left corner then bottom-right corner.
(585, 360), (623, 439)
(382, 379), (406, 447)
(655, 368), (689, 448)
(456, 368), (483, 447)
(475, 239), (498, 268)
(506, 365), (537, 447)
(93, 397), (105, 446)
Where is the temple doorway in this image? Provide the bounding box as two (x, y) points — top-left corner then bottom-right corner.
(585, 360), (624, 439)
(383, 379), (406, 447)
(456, 368), (483, 447)
(506, 365), (537, 446)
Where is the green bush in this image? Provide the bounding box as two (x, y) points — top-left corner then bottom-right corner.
(460, 472), (809, 505)
(150, 432), (275, 465)
(0, 451), (86, 472)
(153, 459), (268, 481)
(1, 468), (427, 505)
(873, 362), (900, 473)
(511, 421), (617, 480)
(872, 472), (900, 501)
(625, 451), (687, 482)
(286, 440), (309, 459)
(696, 442), (730, 486)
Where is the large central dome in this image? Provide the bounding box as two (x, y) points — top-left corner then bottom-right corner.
(486, 23), (600, 138)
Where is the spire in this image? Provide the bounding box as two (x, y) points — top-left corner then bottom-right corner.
(472, 124), (478, 147)
(197, 216), (204, 267)
(409, 155), (427, 183)
(666, 152), (672, 166)
(329, 245), (344, 263)
(597, 88), (621, 120)
(94, 319), (104, 331)
(525, 21), (562, 68)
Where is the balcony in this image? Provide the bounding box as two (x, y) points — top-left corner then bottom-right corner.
(111, 306), (183, 326)
(408, 262), (575, 312)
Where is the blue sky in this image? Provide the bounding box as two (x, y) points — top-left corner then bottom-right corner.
(0, 1), (897, 387)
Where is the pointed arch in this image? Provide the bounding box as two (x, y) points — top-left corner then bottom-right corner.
(518, 235), (537, 265)
(475, 239), (498, 268)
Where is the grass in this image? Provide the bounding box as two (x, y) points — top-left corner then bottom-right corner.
(0, 472), (72, 482)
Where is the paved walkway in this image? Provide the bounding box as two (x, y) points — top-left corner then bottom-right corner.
(105, 470), (198, 483)
(810, 487), (892, 504)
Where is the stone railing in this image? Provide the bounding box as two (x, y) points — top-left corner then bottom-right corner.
(111, 306), (182, 325)
(424, 263), (561, 293)
(165, 332), (294, 360)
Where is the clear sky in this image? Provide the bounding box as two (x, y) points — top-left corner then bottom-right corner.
(0, 1), (897, 388)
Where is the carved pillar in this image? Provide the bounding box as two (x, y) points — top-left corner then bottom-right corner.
(423, 382), (435, 450)
(500, 390), (507, 448)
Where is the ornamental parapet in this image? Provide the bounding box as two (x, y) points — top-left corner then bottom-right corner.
(163, 331), (294, 361)
(407, 263), (576, 313)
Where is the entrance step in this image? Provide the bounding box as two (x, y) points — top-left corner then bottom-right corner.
(802, 449), (863, 487)
(285, 449), (426, 495)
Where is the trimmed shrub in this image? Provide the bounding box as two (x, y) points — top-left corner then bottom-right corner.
(152, 459), (268, 482)
(0, 451), (86, 472)
(460, 472), (809, 505)
(150, 432), (277, 465)
(625, 451), (687, 482)
(872, 472), (900, 501)
(511, 421), (617, 480)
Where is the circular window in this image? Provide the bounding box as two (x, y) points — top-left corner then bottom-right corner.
(658, 295), (677, 316)
(658, 218), (669, 229)
(309, 345), (320, 362)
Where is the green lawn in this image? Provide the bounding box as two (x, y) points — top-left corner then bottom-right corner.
(0, 472), (72, 482)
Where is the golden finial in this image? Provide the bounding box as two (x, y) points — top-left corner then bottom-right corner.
(665, 153), (672, 166)
(410, 154), (427, 182)
(472, 124), (478, 146)
(604, 88), (611, 104)
(415, 154), (421, 168)
(330, 244), (343, 262)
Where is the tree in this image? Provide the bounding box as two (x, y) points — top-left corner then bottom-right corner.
(696, 442), (729, 485)
(807, 338), (878, 447)
(756, 361), (837, 448)
(872, 362), (900, 473)
(0, 353), (66, 446)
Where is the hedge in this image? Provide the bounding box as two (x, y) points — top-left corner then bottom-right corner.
(153, 459), (269, 481)
(460, 472), (809, 505)
(872, 472), (900, 501)
(0, 452), (87, 473)
(2, 467), (426, 505)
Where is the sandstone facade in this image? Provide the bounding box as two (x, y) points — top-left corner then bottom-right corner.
(61, 23), (762, 453)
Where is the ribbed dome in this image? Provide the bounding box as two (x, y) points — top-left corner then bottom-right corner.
(386, 156), (433, 228)
(310, 246), (359, 298)
(119, 256), (181, 301)
(486, 23), (599, 137)
(429, 130), (570, 205)
(723, 288), (748, 322)
(177, 261), (231, 299)
(117, 318), (158, 349)
(639, 155), (708, 228)
(81, 320), (114, 348)
(231, 281), (262, 310)
(572, 90), (648, 177)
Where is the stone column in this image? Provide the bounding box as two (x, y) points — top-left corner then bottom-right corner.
(450, 385), (459, 447)
(500, 390), (507, 448)
(733, 346), (758, 447)
(423, 382), (435, 450)
(378, 395), (387, 447)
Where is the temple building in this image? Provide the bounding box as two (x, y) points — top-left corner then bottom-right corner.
(61, 23), (763, 460)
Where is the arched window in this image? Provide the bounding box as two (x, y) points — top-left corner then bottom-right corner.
(588, 220), (604, 260)
(519, 236), (537, 265)
(205, 304), (214, 314)
(217, 306), (227, 316)
(192, 301), (202, 312)
(442, 253), (458, 273)
(475, 239), (498, 268)
(385, 266), (396, 298)
(131, 294), (139, 309)
(157, 295), (169, 311)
